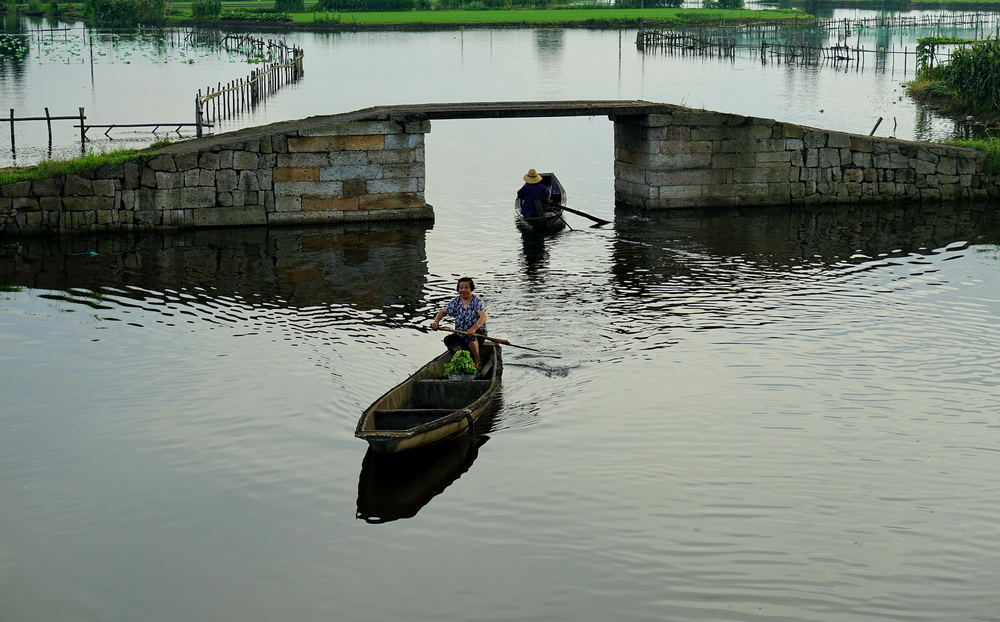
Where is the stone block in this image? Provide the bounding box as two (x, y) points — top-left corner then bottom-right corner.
(319, 165), (383, 182)
(658, 185), (703, 199)
(275, 196), (302, 212)
(756, 151), (791, 164)
(175, 152), (199, 171)
(193, 206), (266, 227)
(716, 138), (760, 154)
(303, 195), (360, 211)
(216, 169), (239, 192)
(852, 152), (873, 168)
(217, 192), (233, 207)
(358, 193), (427, 211)
(92, 179), (117, 197)
(233, 151), (259, 170)
(278, 152), (332, 168)
(148, 155), (177, 172)
(274, 181), (343, 197)
(238, 171), (260, 192)
(648, 168), (729, 186)
(827, 132), (852, 148)
(384, 134), (424, 150)
(690, 127), (730, 141)
(781, 124), (805, 139)
(937, 156), (958, 175)
(818, 148), (841, 168)
(803, 131), (827, 149)
(383, 163), (425, 179)
(199, 152), (221, 169)
(303, 120), (404, 137)
(155, 171), (184, 189)
(404, 120), (431, 134)
(257, 169), (272, 190)
(182, 187), (217, 208)
(369, 178), (418, 194)
(613, 164), (648, 185)
(271, 134), (289, 154)
(63, 196), (114, 211)
(39, 196), (61, 211)
(13, 197), (40, 212)
(343, 180), (367, 196)
(732, 167), (790, 184)
(141, 167), (157, 188)
(658, 140), (713, 155)
(368, 149), (419, 165)
(289, 135), (384, 152)
(124, 162), (141, 189)
(64, 175), (94, 196)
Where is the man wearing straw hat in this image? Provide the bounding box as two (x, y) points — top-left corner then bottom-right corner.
(516, 168), (551, 218)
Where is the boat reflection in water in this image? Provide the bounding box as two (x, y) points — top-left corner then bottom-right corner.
(356, 435), (489, 524)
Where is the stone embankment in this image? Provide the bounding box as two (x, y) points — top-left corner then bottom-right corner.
(613, 108), (996, 209)
(1, 111), (432, 236)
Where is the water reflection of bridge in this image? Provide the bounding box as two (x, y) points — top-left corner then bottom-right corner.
(0, 222), (431, 313)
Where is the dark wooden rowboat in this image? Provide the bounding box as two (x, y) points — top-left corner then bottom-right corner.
(355, 342), (502, 454)
(515, 172), (567, 233)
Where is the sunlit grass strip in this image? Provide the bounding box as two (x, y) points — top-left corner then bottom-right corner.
(285, 7), (807, 25)
(0, 147), (165, 186)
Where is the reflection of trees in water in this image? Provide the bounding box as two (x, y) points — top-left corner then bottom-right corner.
(534, 28), (564, 65)
(0, 222), (432, 315)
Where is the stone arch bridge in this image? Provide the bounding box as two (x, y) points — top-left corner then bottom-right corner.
(1, 100), (993, 236)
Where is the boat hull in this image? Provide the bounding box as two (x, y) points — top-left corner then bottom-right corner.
(515, 171), (567, 233)
(355, 343), (502, 453)
(514, 199), (567, 233)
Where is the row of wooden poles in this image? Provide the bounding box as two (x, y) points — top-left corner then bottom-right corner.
(194, 36), (305, 137)
(2, 30), (303, 159)
(636, 31), (925, 73)
(636, 11), (1000, 70)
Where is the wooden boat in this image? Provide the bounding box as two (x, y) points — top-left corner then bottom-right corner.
(355, 342), (502, 454)
(515, 172), (567, 233)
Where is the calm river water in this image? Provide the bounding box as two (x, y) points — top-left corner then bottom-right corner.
(4, 12), (1000, 622)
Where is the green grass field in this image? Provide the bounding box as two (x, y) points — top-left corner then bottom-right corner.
(285, 7), (809, 25)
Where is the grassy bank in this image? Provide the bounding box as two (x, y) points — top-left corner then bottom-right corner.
(0, 145), (168, 186)
(286, 7), (809, 26)
(161, 4), (811, 28)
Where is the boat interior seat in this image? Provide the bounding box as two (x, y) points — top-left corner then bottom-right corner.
(412, 379), (491, 410)
(372, 409), (454, 431)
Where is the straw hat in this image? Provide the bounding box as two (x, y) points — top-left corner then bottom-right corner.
(523, 169), (542, 184)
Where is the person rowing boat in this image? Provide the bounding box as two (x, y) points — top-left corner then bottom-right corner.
(429, 276), (488, 370)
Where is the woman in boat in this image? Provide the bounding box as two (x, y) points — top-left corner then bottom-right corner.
(516, 168), (551, 218)
(430, 277), (488, 370)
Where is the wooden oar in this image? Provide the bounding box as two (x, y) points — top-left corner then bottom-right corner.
(435, 327), (542, 352)
(560, 205), (612, 227)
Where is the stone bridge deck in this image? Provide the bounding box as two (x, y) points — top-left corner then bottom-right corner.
(2, 100), (994, 236)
